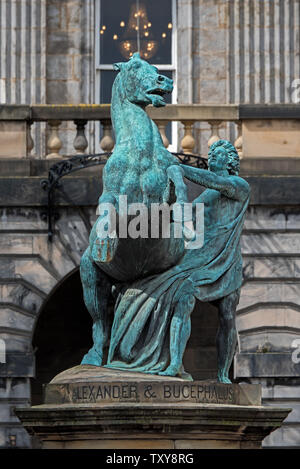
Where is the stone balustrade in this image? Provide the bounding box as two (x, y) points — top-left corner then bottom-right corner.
(1, 104), (300, 160)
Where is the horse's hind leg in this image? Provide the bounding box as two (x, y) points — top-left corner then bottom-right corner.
(80, 247), (112, 366)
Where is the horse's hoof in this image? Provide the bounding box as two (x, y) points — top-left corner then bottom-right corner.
(81, 348), (103, 366)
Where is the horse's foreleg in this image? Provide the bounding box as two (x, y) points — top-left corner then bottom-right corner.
(166, 165), (195, 245)
(90, 201), (119, 264)
(80, 247), (112, 366)
(166, 165), (189, 205)
(215, 289), (240, 383)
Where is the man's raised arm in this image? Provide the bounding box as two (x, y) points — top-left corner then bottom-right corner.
(178, 164), (250, 201)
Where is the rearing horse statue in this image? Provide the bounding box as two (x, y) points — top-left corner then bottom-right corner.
(80, 53), (250, 384)
(80, 53), (189, 366)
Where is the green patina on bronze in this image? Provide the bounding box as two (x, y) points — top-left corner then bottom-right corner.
(80, 53), (250, 383)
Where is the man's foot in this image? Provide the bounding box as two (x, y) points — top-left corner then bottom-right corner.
(81, 347), (103, 366)
(158, 364), (180, 377)
(217, 374), (232, 384)
(178, 366), (193, 381)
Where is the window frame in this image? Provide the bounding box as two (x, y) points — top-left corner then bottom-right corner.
(95, 0), (178, 151)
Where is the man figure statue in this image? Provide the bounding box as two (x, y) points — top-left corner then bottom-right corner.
(161, 139), (250, 382)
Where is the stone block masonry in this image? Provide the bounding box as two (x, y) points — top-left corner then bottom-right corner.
(46, 0), (95, 155)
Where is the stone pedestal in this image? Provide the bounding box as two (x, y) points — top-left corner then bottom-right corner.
(16, 365), (291, 449)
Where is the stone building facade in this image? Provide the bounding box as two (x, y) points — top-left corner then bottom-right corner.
(1, 0), (300, 154)
(0, 0), (300, 448)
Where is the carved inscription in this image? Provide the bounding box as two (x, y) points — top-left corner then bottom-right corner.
(163, 384), (234, 401)
(71, 384), (138, 401)
(53, 382), (238, 405)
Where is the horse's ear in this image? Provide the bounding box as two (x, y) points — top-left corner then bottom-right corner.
(132, 52), (141, 60)
(113, 62), (123, 72)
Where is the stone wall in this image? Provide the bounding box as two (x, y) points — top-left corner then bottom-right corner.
(177, 0), (300, 154)
(46, 0), (95, 154)
(0, 0), (47, 106)
(0, 204), (95, 447)
(0, 0), (47, 156)
(0, 0), (95, 156)
(2, 0), (300, 157)
(236, 205), (300, 447)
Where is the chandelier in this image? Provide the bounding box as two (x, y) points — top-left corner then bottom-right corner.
(119, 1), (158, 60)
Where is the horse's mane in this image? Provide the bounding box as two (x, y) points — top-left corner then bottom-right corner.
(111, 72), (124, 105)
(111, 72), (125, 137)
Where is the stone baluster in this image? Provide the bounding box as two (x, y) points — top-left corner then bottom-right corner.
(73, 120), (88, 154)
(26, 120), (34, 158)
(234, 120), (243, 159)
(46, 120), (62, 159)
(100, 119), (114, 153)
(207, 120), (221, 149)
(155, 120), (169, 148)
(180, 121), (195, 154)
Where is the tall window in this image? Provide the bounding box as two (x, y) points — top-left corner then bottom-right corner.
(95, 0), (177, 147)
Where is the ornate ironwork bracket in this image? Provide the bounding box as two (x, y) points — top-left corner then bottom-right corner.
(41, 152), (208, 242)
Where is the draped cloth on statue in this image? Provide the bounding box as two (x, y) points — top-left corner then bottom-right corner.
(105, 195), (250, 374)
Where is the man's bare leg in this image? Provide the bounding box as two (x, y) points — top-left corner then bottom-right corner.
(215, 289), (240, 383)
(158, 293), (195, 377)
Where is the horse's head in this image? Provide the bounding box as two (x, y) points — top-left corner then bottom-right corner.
(113, 52), (173, 107)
